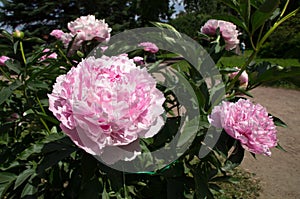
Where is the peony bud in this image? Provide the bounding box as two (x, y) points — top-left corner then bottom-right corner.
(13, 30), (24, 40)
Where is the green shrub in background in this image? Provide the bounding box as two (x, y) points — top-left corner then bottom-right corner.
(259, 12), (300, 59)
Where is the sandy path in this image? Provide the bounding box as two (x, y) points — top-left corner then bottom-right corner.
(241, 87), (300, 199)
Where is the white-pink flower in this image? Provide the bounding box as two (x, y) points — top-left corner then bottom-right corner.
(68, 15), (111, 42)
(48, 55), (165, 164)
(133, 56), (144, 65)
(138, 42), (159, 53)
(0, 55), (10, 66)
(50, 29), (64, 39)
(50, 15), (111, 54)
(201, 19), (240, 51)
(39, 49), (58, 61)
(229, 68), (249, 87)
(208, 99), (277, 156)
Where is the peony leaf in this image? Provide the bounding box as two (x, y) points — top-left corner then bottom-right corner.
(222, 141), (245, 172)
(214, 15), (248, 32)
(14, 168), (35, 190)
(0, 172), (17, 198)
(21, 183), (37, 198)
(276, 143), (287, 152)
(240, 0), (251, 27)
(5, 59), (22, 74)
(251, 0), (280, 33)
(272, 115), (287, 128)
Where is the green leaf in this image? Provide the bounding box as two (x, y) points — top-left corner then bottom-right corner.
(222, 142), (245, 172)
(21, 183), (37, 198)
(250, 64), (300, 87)
(219, 0), (240, 13)
(276, 142), (287, 152)
(13, 41), (19, 54)
(14, 168), (35, 190)
(0, 87), (12, 105)
(0, 80), (22, 105)
(0, 172), (17, 198)
(272, 115), (287, 128)
(102, 184), (110, 199)
(251, 0), (280, 33)
(0, 172), (17, 184)
(240, 0), (251, 26)
(215, 14), (248, 32)
(37, 147), (77, 173)
(177, 117), (200, 148)
(1, 30), (13, 42)
(5, 59), (22, 74)
(17, 134), (66, 160)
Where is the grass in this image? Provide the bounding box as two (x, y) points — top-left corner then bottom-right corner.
(215, 168), (261, 199)
(217, 50), (300, 67)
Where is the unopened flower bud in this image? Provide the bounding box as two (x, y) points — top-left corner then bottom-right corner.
(13, 30), (24, 40)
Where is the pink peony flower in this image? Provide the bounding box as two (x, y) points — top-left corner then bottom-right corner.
(50, 29), (65, 39)
(39, 49), (58, 61)
(201, 19), (240, 51)
(229, 68), (249, 87)
(48, 55), (165, 164)
(138, 42), (159, 53)
(0, 55), (10, 66)
(208, 99), (277, 156)
(50, 15), (111, 54)
(68, 15), (111, 42)
(133, 56), (144, 65)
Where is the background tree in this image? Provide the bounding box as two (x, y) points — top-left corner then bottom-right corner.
(0, 0), (174, 37)
(170, 0), (228, 39)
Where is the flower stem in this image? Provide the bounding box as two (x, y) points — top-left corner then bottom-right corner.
(0, 66), (13, 81)
(19, 41), (27, 65)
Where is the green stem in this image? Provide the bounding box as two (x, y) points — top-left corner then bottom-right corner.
(58, 47), (72, 66)
(19, 41), (27, 65)
(36, 95), (51, 134)
(0, 66), (13, 81)
(257, 8), (299, 51)
(256, 23), (265, 48)
(280, 0), (290, 19)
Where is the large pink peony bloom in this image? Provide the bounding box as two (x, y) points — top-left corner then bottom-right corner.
(201, 19), (240, 51)
(48, 55), (165, 164)
(229, 68), (249, 87)
(208, 99), (277, 156)
(0, 55), (10, 66)
(138, 42), (159, 53)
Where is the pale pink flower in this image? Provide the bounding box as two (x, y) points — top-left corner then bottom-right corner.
(138, 42), (159, 53)
(50, 15), (111, 54)
(0, 55), (10, 66)
(208, 99), (277, 156)
(229, 68), (249, 87)
(50, 29), (65, 39)
(201, 19), (240, 50)
(68, 15), (111, 42)
(48, 55), (165, 164)
(39, 49), (58, 61)
(133, 56), (144, 65)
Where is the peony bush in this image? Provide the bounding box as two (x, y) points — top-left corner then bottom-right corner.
(0, 1), (299, 198)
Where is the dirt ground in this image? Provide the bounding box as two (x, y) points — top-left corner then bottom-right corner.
(241, 87), (300, 199)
